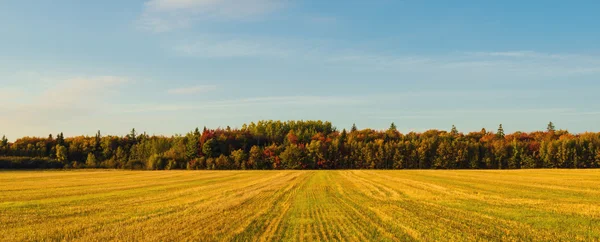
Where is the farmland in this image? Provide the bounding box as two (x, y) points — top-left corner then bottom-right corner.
(1, 170), (599, 241)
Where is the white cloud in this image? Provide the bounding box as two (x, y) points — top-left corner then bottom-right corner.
(0, 75), (129, 124)
(170, 34), (600, 82)
(122, 95), (365, 113)
(306, 15), (338, 25)
(167, 85), (217, 94)
(173, 37), (292, 58)
(138, 0), (285, 32)
(39, 76), (127, 108)
(469, 51), (539, 58)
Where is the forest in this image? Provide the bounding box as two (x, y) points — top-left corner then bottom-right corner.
(1, 120), (599, 170)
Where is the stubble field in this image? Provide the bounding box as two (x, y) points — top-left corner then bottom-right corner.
(1, 170), (599, 241)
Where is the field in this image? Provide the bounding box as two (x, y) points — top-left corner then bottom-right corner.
(1, 170), (599, 241)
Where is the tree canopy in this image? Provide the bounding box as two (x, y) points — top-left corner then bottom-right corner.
(1, 120), (599, 170)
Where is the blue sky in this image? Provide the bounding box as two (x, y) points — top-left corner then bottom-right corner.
(1, 0), (600, 139)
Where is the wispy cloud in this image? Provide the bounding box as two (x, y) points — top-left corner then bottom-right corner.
(123, 95), (365, 113)
(40, 76), (127, 108)
(173, 37), (294, 58)
(138, 0), (285, 32)
(167, 85), (217, 94)
(168, 31), (600, 79)
(469, 51), (540, 58)
(1, 75), (129, 124)
(306, 15), (338, 25)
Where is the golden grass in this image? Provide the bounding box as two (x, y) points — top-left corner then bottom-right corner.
(1, 170), (599, 241)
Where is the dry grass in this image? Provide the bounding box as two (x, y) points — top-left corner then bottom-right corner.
(1, 170), (599, 241)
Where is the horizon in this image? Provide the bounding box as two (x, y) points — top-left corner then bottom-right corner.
(2, 0), (600, 139)
(1, 120), (575, 141)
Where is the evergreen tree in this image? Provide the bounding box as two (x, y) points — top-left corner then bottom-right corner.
(202, 139), (218, 158)
(0, 135), (7, 155)
(1, 135), (7, 147)
(497, 124), (505, 139)
(351, 123), (358, 133)
(339, 129), (348, 144)
(389, 122), (397, 132)
(451, 125), (459, 136)
(129, 128), (137, 143)
(56, 133), (65, 146)
(185, 135), (199, 160)
(194, 127), (201, 138)
(547, 121), (556, 132)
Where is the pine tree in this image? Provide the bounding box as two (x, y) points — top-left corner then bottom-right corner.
(497, 124), (505, 139)
(547, 121), (556, 132)
(56, 133), (65, 146)
(194, 127), (201, 138)
(389, 122), (397, 132)
(129, 128), (137, 143)
(451, 125), (459, 136)
(351, 123), (358, 133)
(1, 135), (7, 147)
(339, 129), (348, 144)
(0, 135), (7, 155)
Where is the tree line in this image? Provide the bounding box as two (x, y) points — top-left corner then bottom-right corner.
(1, 120), (599, 169)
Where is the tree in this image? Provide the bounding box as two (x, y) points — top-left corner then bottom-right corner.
(389, 122), (397, 132)
(185, 135), (199, 160)
(248, 146), (264, 169)
(202, 139), (218, 158)
(351, 123), (358, 133)
(56, 133), (65, 146)
(193, 127), (202, 139)
(128, 128), (137, 143)
(280, 144), (305, 169)
(56, 145), (68, 163)
(1, 135), (7, 147)
(85, 153), (97, 168)
(451, 125), (459, 136)
(115, 147), (128, 168)
(547, 122), (556, 133)
(497, 124), (505, 139)
(0, 135), (8, 155)
(215, 154), (232, 170)
(230, 149), (247, 169)
(94, 130), (102, 155)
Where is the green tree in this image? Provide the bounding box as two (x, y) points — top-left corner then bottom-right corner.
(388, 122), (397, 132)
(0, 135), (7, 155)
(451, 125), (459, 136)
(351, 123), (358, 133)
(85, 153), (97, 168)
(185, 135), (199, 160)
(497, 124), (505, 139)
(194, 127), (201, 138)
(547, 121), (556, 133)
(56, 133), (65, 146)
(147, 154), (166, 170)
(248, 146), (263, 169)
(115, 147), (128, 168)
(202, 139), (218, 158)
(1, 135), (7, 147)
(56, 145), (68, 163)
(230, 149), (247, 169)
(128, 128), (137, 143)
(280, 144), (305, 169)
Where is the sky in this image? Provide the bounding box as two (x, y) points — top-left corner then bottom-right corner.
(1, 0), (600, 140)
